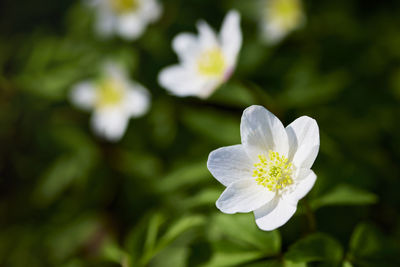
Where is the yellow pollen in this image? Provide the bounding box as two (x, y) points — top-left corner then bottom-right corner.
(253, 150), (293, 192)
(96, 78), (124, 108)
(267, 0), (303, 29)
(109, 0), (139, 14)
(197, 48), (226, 76)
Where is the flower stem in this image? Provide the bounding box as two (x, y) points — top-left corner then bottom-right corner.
(303, 198), (316, 232)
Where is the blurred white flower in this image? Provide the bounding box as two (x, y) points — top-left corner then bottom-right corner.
(260, 0), (305, 44)
(89, 0), (162, 40)
(158, 10), (242, 99)
(70, 63), (150, 141)
(207, 105), (319, 231)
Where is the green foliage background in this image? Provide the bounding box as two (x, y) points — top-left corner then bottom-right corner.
(1, 0), (400, 266)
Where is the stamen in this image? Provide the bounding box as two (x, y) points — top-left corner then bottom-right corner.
(267, 0), (303, 29)
(110, 0), (139, 14)
(253, 150), (293, 192)
(197, 48), (226, 76)
(96, 78), (124, 108)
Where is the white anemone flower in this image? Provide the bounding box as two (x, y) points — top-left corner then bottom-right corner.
(89, 0), (162, 40)
(260, 0), (305, 44)
(158, 10), (242, 99)
(207, 105), (319, 231)
(70, 63), (150, 141)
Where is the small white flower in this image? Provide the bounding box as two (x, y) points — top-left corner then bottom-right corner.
(260, 0), (305, 44)
(207, 105), (319, 231)
(89, 0), (162, 40)
(158, 10), (242, 99)
(70, 62), (150, 141)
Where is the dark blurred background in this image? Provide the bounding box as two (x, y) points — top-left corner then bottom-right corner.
(0, 0), (400, 266)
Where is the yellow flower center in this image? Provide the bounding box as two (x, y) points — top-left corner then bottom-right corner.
(96, 78), (124, 108)
(253, 150), (294, 192)
(109, 0), (139, 14)
(197, 48), (226, 77)
(267, 0), (303, 29)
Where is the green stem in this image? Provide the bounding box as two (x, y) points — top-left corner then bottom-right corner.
(303, 198), (316, 232)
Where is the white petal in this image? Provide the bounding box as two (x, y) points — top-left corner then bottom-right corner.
(261, 21), (287, 44)
(286, 116), (319, 169)
(220, 10), (242, 66)
(254, 197), (297, 231)
(117, 14), (146, 40)
(70, 81), (97, 110)
(91, 108), (128, 141)
(196, 20), (219, 49)
(86, 0), (101, 8)
(172, 33), (199, 63)
(122, 83), (150, 117)
(240, 105), (289, 160)
(95, 10), (115, 37)
(139, 0), (162, 22)
(103, 62), (126, 80)
(158, 65), (219, 98)
(207, 145), (253, 187)
(284, 169), (317, 205)
(216, 179), (275, 214)
(196, 79), (222, 99)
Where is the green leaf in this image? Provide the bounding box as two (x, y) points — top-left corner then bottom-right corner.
(349, 223), (382, 259)
(181, 107), (240, 145)
(285, 233), (343, 263)
(246, 260), (307, 267)
(203, 240), (265, 267)
(60, 259), (85, 267)
(310, 184), (378, 210)
(210, 213), (281, 255)
(157, 160), (210, 193)
(183, 188), (221, 209)
(284, 261), (308, 267)
(45, 214), (100, 262)
(33, 154), (84, 205)
(148, 99), (177, 148)
(348, 223), (400, 266)
(101, 238), (130, 265)
(209, 82), (255, 108)
(157, 215), (206, 250)
(149, 246), (188, 267)
(140, 215), (206, 265)
(125, 215), (150, 265)
(280, 60), (349, 108)
(143, 213), (165, 254)
(114, 149), (163, 178)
